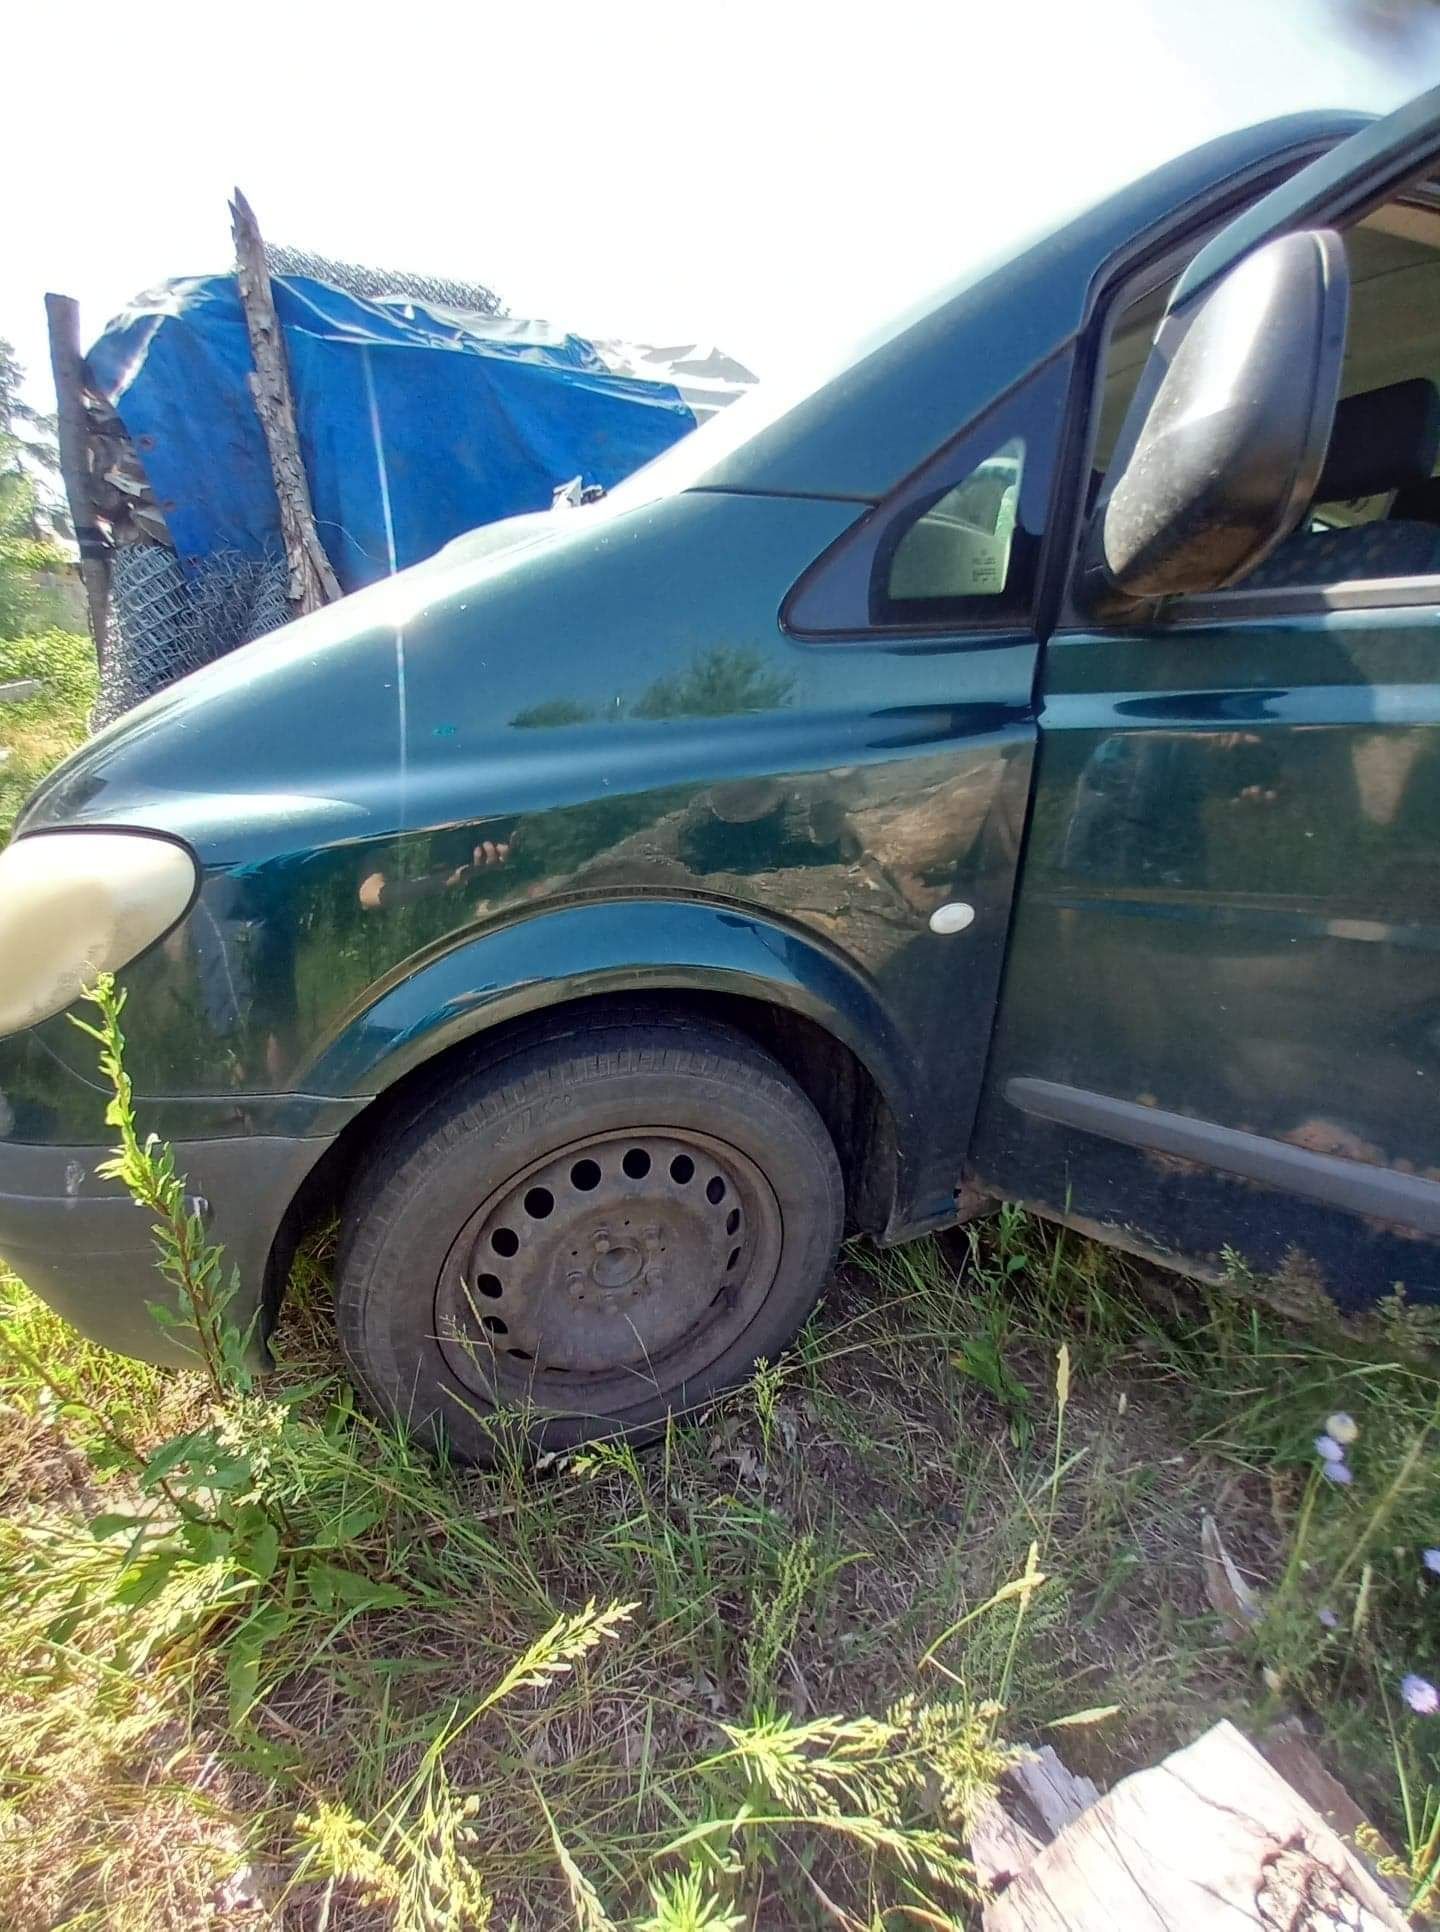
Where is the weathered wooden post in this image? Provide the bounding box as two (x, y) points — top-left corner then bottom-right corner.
(229, 188), (342, 616)
(44, 293), (111, 664)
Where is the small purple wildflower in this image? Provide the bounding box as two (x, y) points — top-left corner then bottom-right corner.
(1315, 1434), (1346, 1463)
(1402, 1674), (1440, 1716)
(1423, 1550), (1440, 1576)
(1317, 1607), (1340, 1630)
(1320, 1460), (1353, 1486)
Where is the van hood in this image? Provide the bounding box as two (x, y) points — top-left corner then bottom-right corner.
(17, 504), (586, 851)
(16, 484), (866, 868)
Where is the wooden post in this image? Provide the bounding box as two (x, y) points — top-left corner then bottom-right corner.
(44, 293), (111, 665)
(229, 188), (342, 615)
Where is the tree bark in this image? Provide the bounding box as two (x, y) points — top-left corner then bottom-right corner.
(229, 189), (341, 615)
(44, 293), (111, 665)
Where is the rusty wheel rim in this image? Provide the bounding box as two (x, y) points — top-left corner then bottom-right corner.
(434, 1126), (782, 1413)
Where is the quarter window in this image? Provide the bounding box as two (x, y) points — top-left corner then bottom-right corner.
(879, 438), (1025, 615)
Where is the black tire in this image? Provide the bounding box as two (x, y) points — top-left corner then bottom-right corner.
(335, 1016), (843, 1462)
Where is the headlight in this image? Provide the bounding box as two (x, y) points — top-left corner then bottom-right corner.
(0, 831), (198, 1037)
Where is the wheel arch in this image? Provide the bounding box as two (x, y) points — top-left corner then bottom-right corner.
(265, 899), (918, 1326)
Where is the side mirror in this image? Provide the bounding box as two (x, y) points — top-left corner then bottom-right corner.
(1083, 228), (1349, 605)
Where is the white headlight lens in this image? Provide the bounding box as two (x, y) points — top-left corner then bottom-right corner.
(0, 832), (197, 1037)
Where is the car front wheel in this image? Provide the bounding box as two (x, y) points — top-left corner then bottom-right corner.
(334, 1015), (843, 1462)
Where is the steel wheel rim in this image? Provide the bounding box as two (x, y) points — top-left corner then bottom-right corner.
(433, 1125), (783, 1414)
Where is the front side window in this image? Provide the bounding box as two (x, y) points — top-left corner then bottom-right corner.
(1092, 194), (1440, 600)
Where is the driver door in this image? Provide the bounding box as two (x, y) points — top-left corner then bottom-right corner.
(973, 87), (1440, 1306)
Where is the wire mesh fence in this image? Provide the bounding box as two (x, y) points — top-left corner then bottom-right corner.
(94, 547), (290, 728)
(264, 244), (503, 317)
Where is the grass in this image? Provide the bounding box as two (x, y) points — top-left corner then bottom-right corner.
(5, 1165), (1440, 1926)
(3, 632), (1440, 1924)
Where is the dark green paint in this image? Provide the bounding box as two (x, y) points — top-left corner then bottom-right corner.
(6, 102), (1438, 1364)
(975, 600), (1440, 1303)
(6, 485), (1041, 1244)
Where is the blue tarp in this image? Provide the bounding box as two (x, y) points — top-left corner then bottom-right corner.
(86, 276), (699, 592)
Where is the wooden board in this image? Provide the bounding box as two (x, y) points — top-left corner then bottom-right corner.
(982, 1721), (1408, 1930)
(1259, 1718), (1415, 1918)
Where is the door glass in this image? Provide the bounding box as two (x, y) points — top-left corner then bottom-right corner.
(784, 348), (1069, 639)
(1243, 203), (1440, 588)
(1095, 193), (1440, 593)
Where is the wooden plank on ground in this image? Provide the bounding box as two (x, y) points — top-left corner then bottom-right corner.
(1259, 1719), (1415, 1917)
(1002, 1747), (1100, 1843)
(971, 1746), (1100, 1897)
(982, 1720), (1408, 1930)
(969, 1795), (1044, 1895)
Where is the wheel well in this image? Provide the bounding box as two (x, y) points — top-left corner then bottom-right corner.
(265, 989), (898, 1329)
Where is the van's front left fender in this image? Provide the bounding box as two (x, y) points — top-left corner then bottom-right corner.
(302, 894), (918, 1125)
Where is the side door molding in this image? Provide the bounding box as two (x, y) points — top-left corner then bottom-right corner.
(1007, 1076), (1440, 1235)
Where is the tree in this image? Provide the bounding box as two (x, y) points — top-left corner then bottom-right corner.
(0, 340), (71, 636)
(0, 339), (69, 543)
(631, 647), (794, 720)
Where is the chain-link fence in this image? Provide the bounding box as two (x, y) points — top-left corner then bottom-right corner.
(95, 548), (290, 728)
(265, 244), (503, 317)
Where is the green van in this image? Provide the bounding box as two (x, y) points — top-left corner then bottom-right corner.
(4, 87), (1440, 1458)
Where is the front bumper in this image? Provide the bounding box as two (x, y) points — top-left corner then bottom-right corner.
(0, 1133), (335, 1367)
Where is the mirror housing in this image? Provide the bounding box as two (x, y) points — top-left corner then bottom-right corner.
(1083, 228), (1349, 605)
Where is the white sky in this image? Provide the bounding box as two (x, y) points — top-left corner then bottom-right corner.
(5, 0), (1439, 410)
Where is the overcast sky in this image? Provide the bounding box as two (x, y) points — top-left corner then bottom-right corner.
(6, 0), (1439, 409)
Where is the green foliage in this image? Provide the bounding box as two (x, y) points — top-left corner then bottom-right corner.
(0, 339), (70, 635)
(0, 625), (95, 843)
(73, 978), (258, 1397)
(0, 475), (69, 640)
(634, 1863), (746, 1932)
(508, 646), (795, 731)
(1178, 1288), (1440, 1912)
(949, 1309), (1033, 1447)
(13, 979), (516, 1919)
(510, 696), (600, 729)
(0, 621), (96, 708)
(630, 647), (794, 720)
